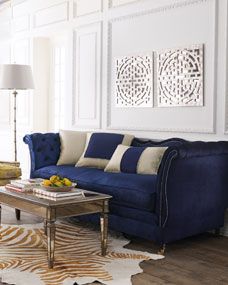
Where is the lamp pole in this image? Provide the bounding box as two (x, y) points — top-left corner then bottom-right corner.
(13, 90), (17, 162)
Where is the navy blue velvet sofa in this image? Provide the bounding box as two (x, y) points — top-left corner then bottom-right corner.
(23, 133), (228, 245)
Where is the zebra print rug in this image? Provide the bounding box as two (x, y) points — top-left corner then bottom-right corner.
(0, 222), (163, 285)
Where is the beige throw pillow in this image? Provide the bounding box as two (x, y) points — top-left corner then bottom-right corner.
(57, 130), (87, 165)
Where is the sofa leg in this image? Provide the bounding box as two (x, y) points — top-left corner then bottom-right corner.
(158, 243), (166, 255)
(15, 209), (21, 221)
(214, 228), (221, 236)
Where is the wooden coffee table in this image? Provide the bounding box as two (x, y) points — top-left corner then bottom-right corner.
(0, 188), (111, 268)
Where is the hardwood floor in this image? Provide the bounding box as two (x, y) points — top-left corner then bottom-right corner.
(0, 205), (228, 285)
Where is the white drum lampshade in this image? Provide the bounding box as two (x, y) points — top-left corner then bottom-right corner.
(0, 64), (34, 90)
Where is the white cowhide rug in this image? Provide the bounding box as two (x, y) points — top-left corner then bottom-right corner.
(0, 222), (163, 285)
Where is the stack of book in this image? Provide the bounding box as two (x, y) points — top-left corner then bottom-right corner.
(5, 178), (84, 200)
(33, 188), (84, 201)
(5, 179), (43, 193)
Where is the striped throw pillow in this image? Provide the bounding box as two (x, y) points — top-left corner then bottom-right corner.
(104, 145), (167, 175)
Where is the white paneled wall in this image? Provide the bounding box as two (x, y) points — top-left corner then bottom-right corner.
(108, 0), (216, 133)
(53, 45), (66, 130)
(13, 39), (31, 128)
(32, 37), (50, 133)
(4, 0), (227, 140)
(0, 43), (11, 131)
(0, 3), (11, 40)
(0, 0), (228, 233)
(12, 37), (50, 135)
(0, 42), (12, 161)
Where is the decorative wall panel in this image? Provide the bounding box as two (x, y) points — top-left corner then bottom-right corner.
(75, 0), (102, 17)
(115, 54), (153, 107)
(0, 5), (10, 22)
(157, 45), (204, 107)
(12, 1), (29, 18)
(0, 20), (11, 39)
(73, 23), (101, 128)
(13, 15), (29, 33)
(34, 2), (69, 28)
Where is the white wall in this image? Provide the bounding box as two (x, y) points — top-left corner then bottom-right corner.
(0, 0), (228, 234)
(2, 0), (226, 139)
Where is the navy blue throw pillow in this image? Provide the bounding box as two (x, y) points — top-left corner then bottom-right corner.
(76, 132), (134, 169)
(84, 133), (124, 159)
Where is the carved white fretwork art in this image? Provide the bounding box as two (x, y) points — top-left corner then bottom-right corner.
(115, 54), (153, 107)
(157, 45), (204, 107)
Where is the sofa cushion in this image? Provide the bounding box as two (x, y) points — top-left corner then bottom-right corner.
(109, 202), (158, 224)
(76, 132), (134, 169)
(105, 145), (167, 175)
(57, 130), (87, 165)
(33, 165), (157, 212)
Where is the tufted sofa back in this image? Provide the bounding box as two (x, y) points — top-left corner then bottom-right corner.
(132, 137), (187, 147)
(23, 132), (188, 174)
(23, 133), (60, 171)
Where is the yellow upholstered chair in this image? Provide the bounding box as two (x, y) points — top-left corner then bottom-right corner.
(0, 161), (21, 185)
(0, 161), (22, 220)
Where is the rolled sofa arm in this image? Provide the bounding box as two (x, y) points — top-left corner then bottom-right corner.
(175, 141), (228, 158)
(157, 141), (228, 243)
(23, 133), (60, 177)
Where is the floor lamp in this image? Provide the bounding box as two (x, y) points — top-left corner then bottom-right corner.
(0, 64), (34, 221)
(0, 64), (34, 162)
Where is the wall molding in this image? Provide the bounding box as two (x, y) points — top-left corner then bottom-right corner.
(13, 15), (30, 33)
(33, 1), (69, 29)
(0, 20), (11, 39)
(109, 0), (138, 9)
(109, 0), (210, 22)
(12, 1), (29, 18)
(74, 0), (102, 18)
(72, 22), (101, 129)
(211, 0), (218, 136)
(224, 0), (228, 134)
(107, 125), (215, 134)
(106, 0), (217, 134)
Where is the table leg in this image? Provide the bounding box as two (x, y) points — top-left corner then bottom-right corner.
(0, 204), (1, 225)
(47, 220), (55, 269)
(44, 219), (47, 235)
(100, 200), (109, 256)
(15, 209), (21, 220)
